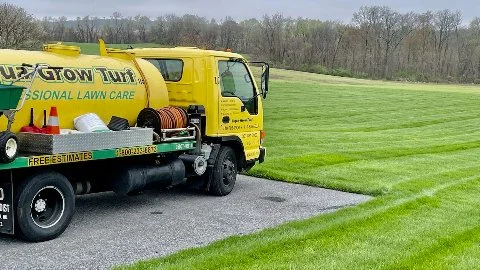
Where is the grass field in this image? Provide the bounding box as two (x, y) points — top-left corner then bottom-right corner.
(116, 69), (480, 269)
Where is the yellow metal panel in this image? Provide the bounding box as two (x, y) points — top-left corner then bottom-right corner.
(166, 58), (195, 108)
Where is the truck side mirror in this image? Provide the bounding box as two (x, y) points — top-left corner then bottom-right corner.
(261, 63), (270, 99)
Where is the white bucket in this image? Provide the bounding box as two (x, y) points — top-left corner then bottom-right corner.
(74, 113), (110, 133)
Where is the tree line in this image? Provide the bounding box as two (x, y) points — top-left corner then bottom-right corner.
(2, 2), (480, 83)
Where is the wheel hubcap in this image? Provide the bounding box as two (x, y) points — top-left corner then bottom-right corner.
(5, 138), (17, 158)
(30, 186), (65, 229)
(34, 199), (47, 212)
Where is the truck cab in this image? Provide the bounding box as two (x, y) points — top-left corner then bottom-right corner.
(129, 47), (268, 172)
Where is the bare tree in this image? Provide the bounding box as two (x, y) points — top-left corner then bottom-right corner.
(163, 14), (183, 45)
(379, 7), (415, 77)
(135, 15), (151, 43)
(434, 10), (461, 76)
(262, 14), (285, 63)
(150, 16), (166, 44)
(53, 16), (68, 41)
(353, 6), (383, 76)
(0, 3), (39, 49)
(121, 16), (136, 43)
(202, 18), (219, 49)
(220, 17), (241, 49)
(75, 16), (99, 43)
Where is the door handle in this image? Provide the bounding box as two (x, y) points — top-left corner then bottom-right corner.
(222, 116), (230, 123)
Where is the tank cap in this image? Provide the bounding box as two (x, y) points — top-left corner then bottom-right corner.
(43, 43), (81, 57)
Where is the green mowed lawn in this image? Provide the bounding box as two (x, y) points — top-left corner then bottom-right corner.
(118, 69), (480, 269)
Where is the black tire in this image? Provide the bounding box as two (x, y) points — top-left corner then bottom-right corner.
(15, 171), (75, 242)
(209, 146), (237, 196)
(0, 131), (18, 164)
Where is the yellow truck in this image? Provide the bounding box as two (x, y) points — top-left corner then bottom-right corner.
(0, 41), (269, 242)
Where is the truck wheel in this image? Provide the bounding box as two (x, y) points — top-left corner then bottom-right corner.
(209, 146), (237, 196)
(0, 131), (18, 164)
(15, 172), (75, 242)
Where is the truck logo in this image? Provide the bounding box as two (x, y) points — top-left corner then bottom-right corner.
(0, 188), (4, 201)
(0, 65), (137, 85)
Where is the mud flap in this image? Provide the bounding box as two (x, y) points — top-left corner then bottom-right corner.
(0, 171), (14, 235)
(204, 144), (221, 191)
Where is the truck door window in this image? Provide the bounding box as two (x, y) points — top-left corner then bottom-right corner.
(219, 60), (257, 114)
(145, 59), (183, 82)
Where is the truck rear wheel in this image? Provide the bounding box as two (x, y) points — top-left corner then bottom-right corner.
(209, 146), (237, 196)
(15, 172), (75, 242)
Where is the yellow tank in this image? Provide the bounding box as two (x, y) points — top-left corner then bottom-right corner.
(0, 44), (169, 132)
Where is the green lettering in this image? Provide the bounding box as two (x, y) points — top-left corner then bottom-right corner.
(52, 91), (60, 100)
(43, 91), (52, 100)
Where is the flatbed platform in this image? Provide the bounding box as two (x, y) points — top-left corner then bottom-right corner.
(0, 140), (195, 170)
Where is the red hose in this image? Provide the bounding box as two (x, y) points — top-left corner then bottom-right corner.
(156, 106), (188, 129)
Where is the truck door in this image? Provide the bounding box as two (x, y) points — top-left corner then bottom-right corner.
(216, 58), (263, 161)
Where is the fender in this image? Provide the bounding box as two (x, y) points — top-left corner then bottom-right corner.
(206, 136), (246, 167)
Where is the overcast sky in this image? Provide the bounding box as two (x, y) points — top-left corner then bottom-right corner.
(4, 0), (479, 23)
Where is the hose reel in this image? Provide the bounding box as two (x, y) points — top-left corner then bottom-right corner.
(136, 106), (189, 134)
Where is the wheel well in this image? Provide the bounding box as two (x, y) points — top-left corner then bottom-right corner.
(205, 136), (246, 171)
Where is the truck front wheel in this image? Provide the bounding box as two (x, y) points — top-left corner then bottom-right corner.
(209, 146), (237, 196)
(15, 172), (75, 242)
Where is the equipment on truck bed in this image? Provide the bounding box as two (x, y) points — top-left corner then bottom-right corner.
(0, 64), (62, 163)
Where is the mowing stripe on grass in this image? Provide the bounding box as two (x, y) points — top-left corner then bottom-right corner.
(117, 69), (480, 269)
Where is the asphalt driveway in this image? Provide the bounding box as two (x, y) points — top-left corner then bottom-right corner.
(0, 175), (371, 269)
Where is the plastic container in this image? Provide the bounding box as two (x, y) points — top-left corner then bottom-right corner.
(0, 84), (25, 110)
(74, 113), (110, 133)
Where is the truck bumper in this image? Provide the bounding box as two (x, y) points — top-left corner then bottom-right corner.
(259, 147), (266, 163)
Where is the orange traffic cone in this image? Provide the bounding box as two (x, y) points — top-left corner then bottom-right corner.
(46, 107), (60, 135)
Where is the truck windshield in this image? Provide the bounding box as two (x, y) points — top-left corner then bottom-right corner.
(219, 61), (256, 113)
(145, 59), (183, 82)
